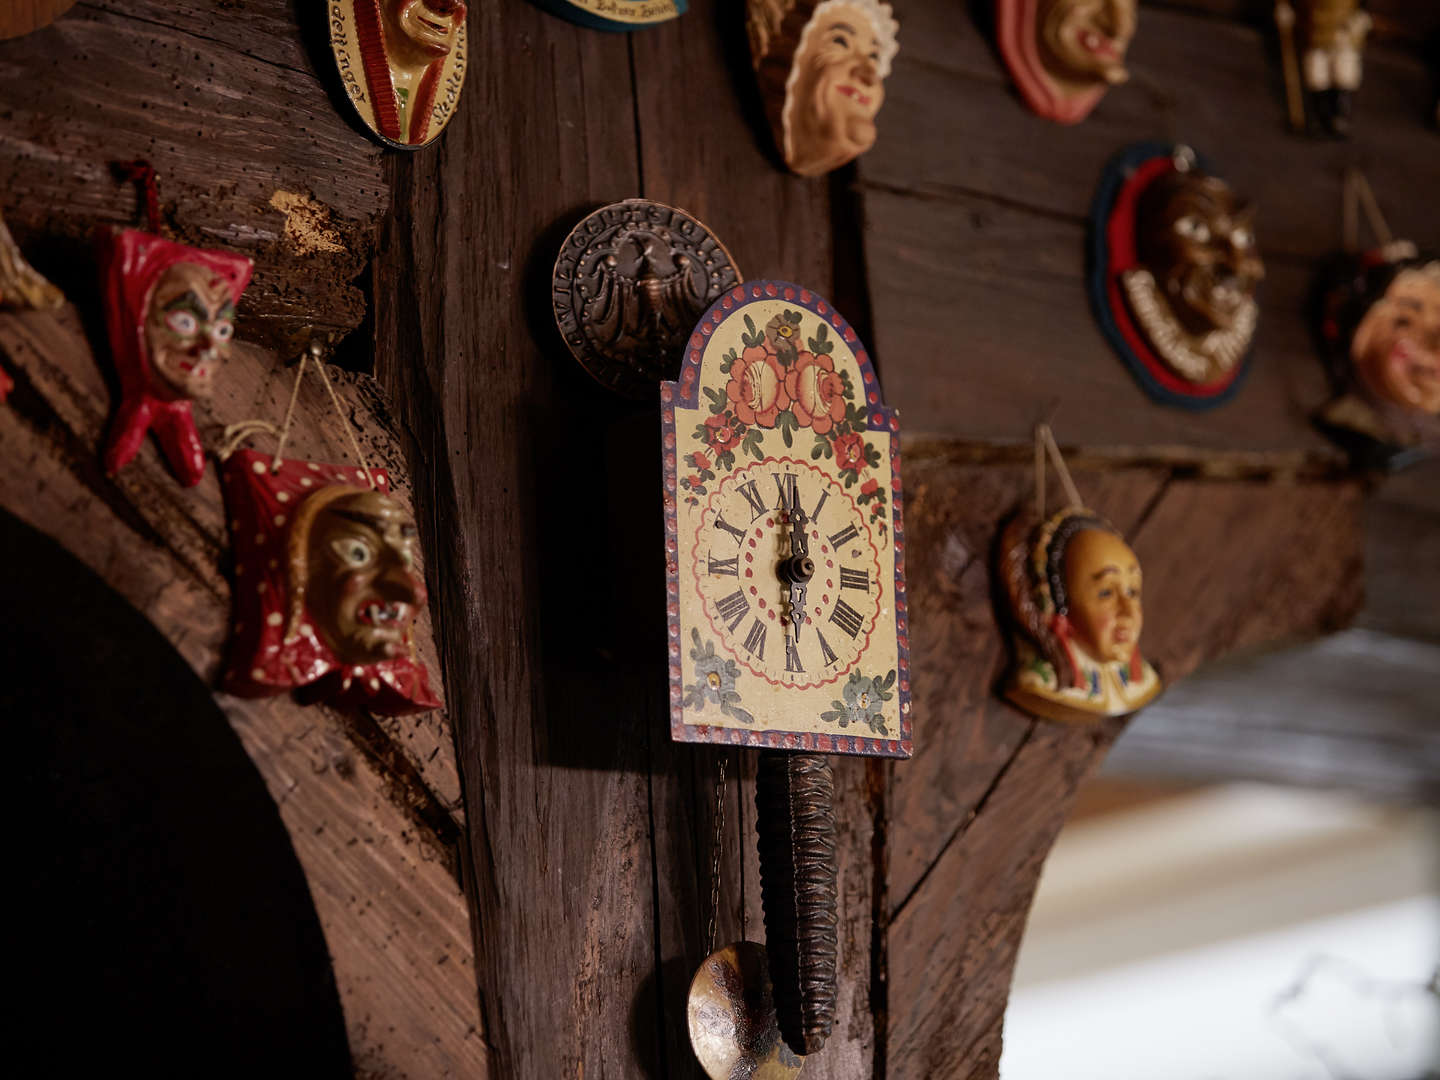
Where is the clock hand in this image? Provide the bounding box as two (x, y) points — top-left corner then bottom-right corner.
(780, 506), (814, 642)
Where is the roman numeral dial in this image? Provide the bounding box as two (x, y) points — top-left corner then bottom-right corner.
(690, 457), (884, 689)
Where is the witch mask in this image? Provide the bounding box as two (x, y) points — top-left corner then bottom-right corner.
(221, 449), (440, 715)
(997, 0), (1137, 124)
(999, 506), (1161, 723)
(747, 0), (899, 177)
(331, 0), (469, 149)
(1316, 244), (1440, 453)
(99, 228), (253, 486)
(1090, 144), (1263, 408)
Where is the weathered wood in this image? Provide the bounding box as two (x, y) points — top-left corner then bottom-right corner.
(373, 3), (670, 1077)
(865, 187), (1347, 453)
(886, 457), (1364, 1078)
(0, 307), (481, 1077)
(0, 1), (386, 354)
(887, 456), (1169, 909)
(1103, 627), (1440, 801)
(629, 5), (883, 1076)
(0, 0), (75, 40)
(862, 5), (1439, 259)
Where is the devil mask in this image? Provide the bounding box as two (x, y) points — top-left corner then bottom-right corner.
(998, 506), (1161, 723)
(98, 228), (252, 486)
(1090, 143), (1263, 409)
(221, 449), (441, 715)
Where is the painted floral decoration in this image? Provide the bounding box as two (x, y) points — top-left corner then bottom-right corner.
(683, 628), (756, 725)
(820, 668), (897, 735)
(687, 308), (892, 538)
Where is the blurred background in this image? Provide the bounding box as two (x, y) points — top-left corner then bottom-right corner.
(1003, 467), (1440, 1080)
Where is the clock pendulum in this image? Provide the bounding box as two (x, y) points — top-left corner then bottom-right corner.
(664, 282), (913, 1057)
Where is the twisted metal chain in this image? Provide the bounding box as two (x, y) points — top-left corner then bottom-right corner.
(706, 754), (728, 957)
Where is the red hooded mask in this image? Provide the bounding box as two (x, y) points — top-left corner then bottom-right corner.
(99, 227), (253, 486)
(220, 449), (441, 715)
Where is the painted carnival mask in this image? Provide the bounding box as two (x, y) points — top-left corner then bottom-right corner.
(998, 0), (1136, 124)
(1315, 245), (1440, 455)
(748, 0), (899, 177)
(222, 450), (440, 715)
(1350, 263), (1440, 415)
(1134, 171), (1264, 339)
(99, 228), (253, 486)
(297, 487), (425, 665)
(999, 507), (1161, 723)
(1090, 143), (1262, 408)
(330, 0), (469, 148)
(142, 262), (237, 400)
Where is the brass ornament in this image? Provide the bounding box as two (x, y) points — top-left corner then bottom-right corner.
(552, 199), (740, 398)
(688, 942), (804, 1080)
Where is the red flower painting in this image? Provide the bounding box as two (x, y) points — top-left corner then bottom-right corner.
(833, 431), (865, 471)
(704, 414), (741, 451)
(725, 346), (789, 428)
(784, 351), (847, 435)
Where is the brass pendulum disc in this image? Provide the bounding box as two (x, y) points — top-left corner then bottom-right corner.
(688, 941), (805, 1080)
(551, 199), (740, 399)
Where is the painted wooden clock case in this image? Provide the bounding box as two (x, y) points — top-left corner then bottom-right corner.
(661, 282), (912, 758)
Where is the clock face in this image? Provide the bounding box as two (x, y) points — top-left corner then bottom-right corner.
(662, 282), (912, 758)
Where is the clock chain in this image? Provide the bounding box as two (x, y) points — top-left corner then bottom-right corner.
(705, 753), (728, 957)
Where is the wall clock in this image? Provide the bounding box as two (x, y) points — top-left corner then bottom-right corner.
(662, 280), (911, 1053)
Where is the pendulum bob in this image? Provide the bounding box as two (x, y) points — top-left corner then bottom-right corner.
(1088, 142), (1264, 410)
(552, 199), (740, 397)
(746, 0), (900, 177)
(996, 0), (1137, 124)
(531, 0), (687, 32)
(688, 941), (804, 1079)
(330, 0), (469, 149)
(97, 228), (253, 486)
(997, 506), (1162, 723)
(1313, 244), (1440, 467)
(220, 449), (442, 715)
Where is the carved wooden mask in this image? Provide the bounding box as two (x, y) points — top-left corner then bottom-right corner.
(747, 0), (899, 178)
(221, 449), (441, 715)
(1089, 142), (1263, 409)
(1315, 243), (1440, 455)
(330, 0), (469, 149)
(998, 506), (1161, 723)
(996, 0), (1137, 124)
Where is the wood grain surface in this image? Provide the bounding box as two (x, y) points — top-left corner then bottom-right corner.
(0, 307), (481, 1076)
(1, 0), (1429, 1077)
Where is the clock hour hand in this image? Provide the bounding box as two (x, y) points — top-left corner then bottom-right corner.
(780, 506), (814, 642)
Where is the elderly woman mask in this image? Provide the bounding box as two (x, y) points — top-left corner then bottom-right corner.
(998, 507), (1161, 722)
(222, 450), (440, 715)
(1316, 246), (1440, 454)
(748, 0), (899, 177)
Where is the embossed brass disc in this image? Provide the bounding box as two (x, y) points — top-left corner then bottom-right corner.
(552, 199), (740, 398)
(688, 941), (804, 1080)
